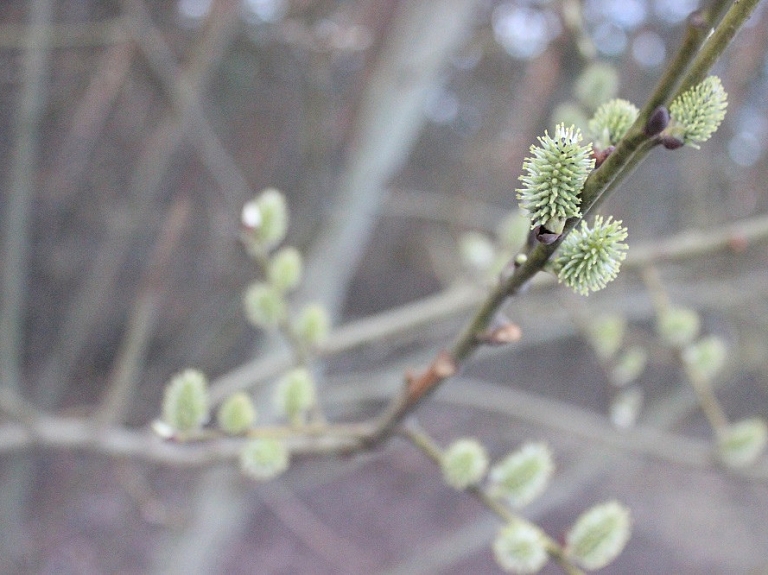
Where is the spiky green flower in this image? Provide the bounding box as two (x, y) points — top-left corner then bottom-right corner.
(554, 215), (628, 296)
(588, 99), (639, 148)
(668, 76), (728, 149)
(517, 124), (595, 234)
(493, 520), (549, 574)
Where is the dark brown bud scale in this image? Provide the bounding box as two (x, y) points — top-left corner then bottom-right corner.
(645, 106), (670, 137)
(534, 225), (562, 245)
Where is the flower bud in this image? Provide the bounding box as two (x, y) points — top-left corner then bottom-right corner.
(489, 442), (554, 508)
(656, 306), (700, 348)
(441, 438), (489, 490)
(243, 282), (287, 328)
(588, 314), (626, 360)
(240, 438), (290, 481)
(492, 520), (548, 574)
(551, 101), (589, 134)
(575, 63), (619, 111)
(162, 369), (209, 434)
(268, 246), (303, 292)
(611, 346), (647, 386)
(242, 188), (288, 252)
(717, 418), (767, 468)
(589, 98), (639, 148)
(217, 392), (257, 435)
(566, 501), (631, 570)
(681, 335), (727, 382)
(273, 368), (317, 423)
(293, 303), (330, 349)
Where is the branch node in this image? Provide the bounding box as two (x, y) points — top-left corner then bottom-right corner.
(476, 323), (522, 346)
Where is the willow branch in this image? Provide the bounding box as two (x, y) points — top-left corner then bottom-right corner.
(364, 0), (763, 444)
(401, 424), (585, 575)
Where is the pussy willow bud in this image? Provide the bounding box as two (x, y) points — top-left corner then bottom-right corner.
(611, 346), (647, 386)
(489, 442), (554, 508)
(589, 98), (639, 148)
(517, 124), (594, 234)
(267, 246), (303, 292)
(243, 282), (287, 328)
(717, 417), (767, 468)
(656, 306), (700, 348)
(566, 501), (632, 570)
(666, 76), (728, 149)
(554, 215), (628, 296)
(550, 101), (589, 134)
(240, 438), (290, 481)
(588, 314), (626, 360)
(441, 438), (489, 490)
(273, 368), (317, 423)
(293, 303), (330, 349)
(162, 369), (209, 434)
(242, 188), (289, 252)
(681, 335), (727, 382)
(575, 63), (619, 111)
(217, 392), (257, 435)
(492, 520), (549, 574)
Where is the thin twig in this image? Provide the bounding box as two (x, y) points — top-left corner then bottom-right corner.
(37, 0), (241, 408)
(0, 0), (53, 394)
(95, 196), (192, 427)
(0, 18), (129, 48)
